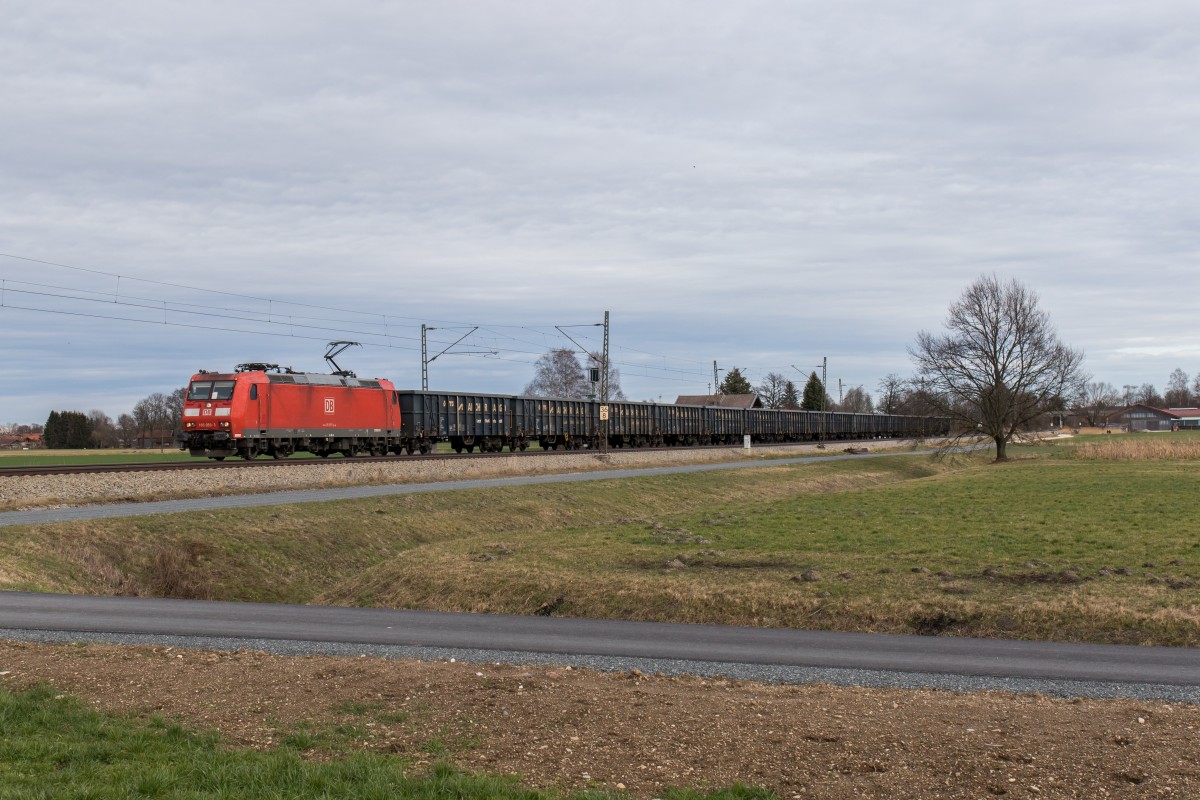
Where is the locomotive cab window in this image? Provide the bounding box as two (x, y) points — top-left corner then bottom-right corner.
(187, 381), (213, 400)
(211, 381), (236, 401)
(188, 380), (235, 401)
(249, 384), (258, 400)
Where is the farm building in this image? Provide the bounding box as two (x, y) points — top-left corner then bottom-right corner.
(1106, 405), (1200, 431)
(674, 394), (764, 409)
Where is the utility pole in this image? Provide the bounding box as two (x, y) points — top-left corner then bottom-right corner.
(421, 324), (428, 391)
(601, 311), (610, 405)
(600, 310), (610, 453)
(714, 361), (720, 396)
(421, 325), (485, 391)
(820, 356), (827, 443)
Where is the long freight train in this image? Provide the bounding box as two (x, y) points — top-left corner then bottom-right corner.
(180, 364), (951, 460)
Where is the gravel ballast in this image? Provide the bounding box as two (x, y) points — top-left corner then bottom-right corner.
(0, 442), (899, 514)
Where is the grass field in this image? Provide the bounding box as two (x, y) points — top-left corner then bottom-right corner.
(3, 433), (1198, 645)
(0, 685), (767, 800)
(0, 448), (193, 467)
(0, 441), (510, 468)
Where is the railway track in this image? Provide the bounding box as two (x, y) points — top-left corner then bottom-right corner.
(0, 440), (869, 478)
(0, 448), (572, 478)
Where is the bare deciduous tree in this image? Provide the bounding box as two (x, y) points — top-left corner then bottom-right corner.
(524, 348), (589, 398)
(117, 413), (138, 447)
(910, 275), (1085, 461)
(755, 372), (790, 409)
(165, 386), (187, 422)
(87, 409), (118, 448)
(525, 348), (625, 399)
(838, 386), (873, 413)
(876, 373), (904, 414)
(1074, 381), (1120, 427)
(1136, 383), (1163, 407)
(1165, 368), (1190, 408)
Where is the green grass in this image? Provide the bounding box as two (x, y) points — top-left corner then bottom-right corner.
(0, 450), (194, 467)
(0, 440), (529, 468)
(0, 685), (773, 800)
(2, 437), (1199, 644)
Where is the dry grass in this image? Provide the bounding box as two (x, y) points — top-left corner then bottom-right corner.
(1074, 434), (1200, 460)
(6, 448), (1200, 645)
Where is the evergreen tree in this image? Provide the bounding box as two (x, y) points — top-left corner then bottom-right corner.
(801, 372), (827, 411)
(781, 380), (800, 409)
(44, 410), (62, 448)
(43, 410), (92, 448)
(718, 367), (753, 395)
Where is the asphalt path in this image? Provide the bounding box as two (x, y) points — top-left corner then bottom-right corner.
(2, 592), (1198, 696)
(0, 448), (929, 527)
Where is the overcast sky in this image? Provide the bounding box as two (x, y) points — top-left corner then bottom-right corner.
(2, 1), (1199, 424)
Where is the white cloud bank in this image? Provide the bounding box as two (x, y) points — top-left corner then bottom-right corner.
(2, 0), (1199, 420)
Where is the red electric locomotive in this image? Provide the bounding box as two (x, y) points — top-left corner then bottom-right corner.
(180, 350), (398, 460)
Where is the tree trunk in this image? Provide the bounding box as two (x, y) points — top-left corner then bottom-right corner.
(993, 435), (1008, 462)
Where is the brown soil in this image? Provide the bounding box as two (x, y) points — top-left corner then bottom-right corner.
(3, 640), (1198, 798)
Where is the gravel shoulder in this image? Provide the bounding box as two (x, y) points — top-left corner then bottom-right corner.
(0, 442), (898, 512)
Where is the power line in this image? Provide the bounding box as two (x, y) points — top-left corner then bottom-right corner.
(0, 251), (723, 382)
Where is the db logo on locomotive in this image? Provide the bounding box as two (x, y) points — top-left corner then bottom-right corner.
(324, 398), (335, 414)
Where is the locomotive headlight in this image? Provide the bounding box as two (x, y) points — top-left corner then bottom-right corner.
(220, 421), (231, 428)
(185, 422), (195, 429)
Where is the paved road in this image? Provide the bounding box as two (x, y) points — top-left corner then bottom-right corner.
(0, 448), (927, 527)
(2, 591), (1198, 691)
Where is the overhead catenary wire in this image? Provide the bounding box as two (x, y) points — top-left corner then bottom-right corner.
(0, 252), (725, 389)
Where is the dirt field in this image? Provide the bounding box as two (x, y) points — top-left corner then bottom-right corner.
(2, 640), (1197, 798)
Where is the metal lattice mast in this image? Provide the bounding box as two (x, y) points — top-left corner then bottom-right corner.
(820, 356), (827, 443)
(421, 324), (428, 391)
(601, 310), (610, 453)
(601, 311), (610, 403)
(421, 325), (484, 392)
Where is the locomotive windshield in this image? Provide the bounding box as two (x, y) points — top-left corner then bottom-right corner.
(187, 380), (236, 401)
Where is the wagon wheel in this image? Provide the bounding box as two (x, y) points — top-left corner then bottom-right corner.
(419, 441), (432, 455)
(243, 446), (258, 460)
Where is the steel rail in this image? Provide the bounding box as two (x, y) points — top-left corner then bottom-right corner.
(0, 439), (902, 478)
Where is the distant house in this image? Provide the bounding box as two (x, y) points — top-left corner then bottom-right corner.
(674, 394), (764, 409)
(0, 433), (41, 449)
(1106, 405), (1200, 431)
(132, 429), (177, 449)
